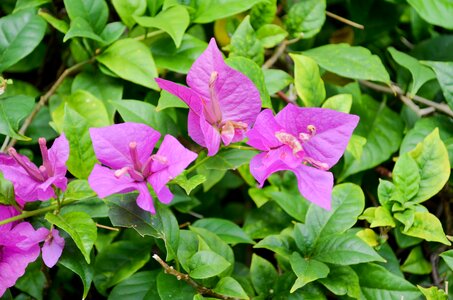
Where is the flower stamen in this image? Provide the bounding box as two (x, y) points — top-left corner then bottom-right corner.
(39, 138), (53, 177)
(275, 131), (303, 154)
(8, 148), (44, 181)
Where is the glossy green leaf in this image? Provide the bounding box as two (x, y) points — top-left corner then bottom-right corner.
(304, 44), (390, 83)
(289, 252), (329, 292)
(157, 90), (188, 111)
(0, 95), (34, 140)
(256, 24), (287, 48)
(64, 17), (105, 42)
(263, 69), (293, 95)
(0, 9), (47, 72)
(188, 250), (231, 279)
(212, 277), (248, 300)
(408, 0), (453, 29)
(97, 39), (158, 89)
(226, 56), (271, 108)
(340, 94), (404, 180)
(359, 206), (396, 228)
(112, 0), (146, 28)
(423, 61), (453, 110)
(388, 47), (435, 95)
(408, 129), (450, 203)
(401, 246), (432, 275)
(192, 0), (262, 24)
(393, 153), (420, 201)
(63, 0), (108, 33)
(45, 211), (97, 263)
(322, 94), (352, 113)
(64, 180), (96, 201)
(403, 211), (451, 245)
(417, 286), (448, 300)
(353, 263), (421, 299)
(38, 10), (69, 34)
(250, 254), (278, 296)
(14, 0), (50, 12)
(172, 174), (206, 195)
(254, 233), (293, 258)
(318, 265), (360, 298)
(229, 16), (264, 65)
(192, 218), (254, 245)
(156, 271), (196, 300)
(0, 173), (14, 205)
(109, 270), (160, 300)
(93, 240), (151, 295)
(135, 5), (189, 47)
(440, 250), (453, 270)
(202, 148), (258, 170)
(284, 0), (326, 39)
(290, 54), (325, 107)
(15, 261), (45, 300)
(99, 22), (126, 45)
(345, 134), (367, 160)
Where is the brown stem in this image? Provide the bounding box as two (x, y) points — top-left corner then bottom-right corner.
(3, 57), (96, 152)
(276, 91), (292, 103)
(359, 80), (453, 118)
(263, 40), (288, 69)
(152, 254), (237, 300)
(326, 11), (365, 29)
(96, 223), (119, 231)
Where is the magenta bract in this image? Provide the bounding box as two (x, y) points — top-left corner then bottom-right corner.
(155, 38), (262, 156)
(246, 104), (359, 210)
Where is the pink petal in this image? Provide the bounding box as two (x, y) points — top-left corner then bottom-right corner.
(200, 116), (221, 156)
(292, 165), (333, 210)
(88, 164), (138, 198)
(90, 123), (161, 170)
(246, 109), (283, 151)
(48, 133), (69, 178)
(155, 78), (203, 115)
(135, 183), (155, 214)
(187, 111), (207, 147)
(156, 185), (173, 204)
(42, 229), (65, 268)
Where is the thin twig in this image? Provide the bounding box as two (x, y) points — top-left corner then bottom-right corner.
(96, 223), (119, 231)
(263, 40), (288, 69)
(359, 80), (453, 118)
(276, 91), (292, 103)
(152, 254), (237, 300)
(326, 11), (364, 29)
(3, 58), (96, 152)
(133, 29), (165, 41)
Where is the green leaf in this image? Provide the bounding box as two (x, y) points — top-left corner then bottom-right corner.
(64, 180), (96, 201)
(212, 277), (248, 299)
(135, 5), (189, 47)
(157, 271), (196, 300)
(290, 54), (325, 107)
(226, 56), (271, 108)
(96, 39), (158, 89)
(401, 246), (432, 275)
(440, 250), (453, 270)
(14, 0), (50, 12)
(112, 0), (146, 28)
(172, 174), (206, 195)
(192, 0), (262, 24)
(63, 0), (108, 33)
(250, 254), (278, 296)
(202, 148), (258, 170)
(423, 61), (453, 110)
(387, 47), (435, 95)
(151, 34), (207, 74)
(109, 270), (160, 300)
(284, 0), (326, 39)
(408, 0), (453, 29)
(313, 232), (385, 265)
(0, 173), (14, 205)
(192, 218), (254, 245)
(345, 134), (367, 160)
(322, 94), (352, 113)
(289, 252), (329, 292)
(45, 211), (97, 263)
(318, 265), (360, 298)
(99, 22), (126, 46)
(270, 189), (309, 223)
(263, 69), (293, 95)
(58, 238), (94, 299)
(0, 9), (47, 72)
(408, 129), (450, 203)
(256, 24), (287, 48)
(250, 0), (277, 29)
(304, 44), (390, 83)
(340, 94), (404, 180)
(15, 261), (45, 300)
(188, 250), (231, 279)
(64, 17), (105, 42)
(112, 100), (178, 136)
(156, 90), (188, 111)
(93, 240), (151, 295)
(38, 10), (69, 34)
(417, 286), (448, 300)
(403, 212), (451, 245)
(62, 106), (98, 179)
(393, 153), (420, 202)
(359, 206), (396, 228)
(229, 16), (264, 65)
(353, 263), (421, 299)
(0, 95), (34, 140)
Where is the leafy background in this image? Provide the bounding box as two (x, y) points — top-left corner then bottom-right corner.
(0, 0), (453, 299)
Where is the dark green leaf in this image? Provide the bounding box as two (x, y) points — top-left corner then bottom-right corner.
(213, 277), (248, 299)
(109, 270), (160, 300)
(289, 252), (329, 292)
(63, 0), (108, 33)
(192, 218), (254, 245)
(156, 271), (196, 300)
(250, 254), (278, 296)
(0, 95), (34, 140)
(15, 261), (45, 300)
(401, 246), (432, 275)
(318, 265), (360, 298)
(188, 250), (231, 279)
(423, 61), (453, 110)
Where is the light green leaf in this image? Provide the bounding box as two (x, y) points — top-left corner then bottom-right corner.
(393, 153), (420, 201)
(157, 90), (188, 111)
(192, 218), (254, 245)
(229, 16), (264, 65)
(14, 0), (50, 12)
(263, 69), (293, 95)
(401, 246), (432, 275)
(64, 180), (96, 201)
(64, 17), (104, 42)
(250, 0), (277, 29)
(212, 277), (248, 299)
(135, 5), (190, 47)
(304, 44), (390, 83)
(290, 54), (325, 107)
(109, 271), (159, 300)
(192, 0), (262, 24)
(387, 47), (435, 95)
(0, 9), (47, 72)
(45, 211), (97, 263)
(254, 233), (293, 258)
(226, 56), (271, 108)
(172, 174), (206, 195)
(359, 206), (396, 228)
(408, 129), (450, 203)
(423, 61), (453, 110)
(408, 0), (453, 29)
(112, 0), (147, 28)
(318, 265), (360, 299)
(99, 22), (126, 45)
(284, 0), (326, 39)
(417, 285), (448, 300)
(256, 24), (287, 48)
(0, 95), (34, 140)
(403, 212), (451, 245)
(188, 250), (231, 279)
(440, 250), (453, 270)
(289, 252), (329, 292)
(38, 10), (69, 34)
(250, 254), (278, 296)
(345, 134), (367, 160)
(322, 94), (352, 113)
(63, 0), (108, 33)
(97, 39), (158, 89)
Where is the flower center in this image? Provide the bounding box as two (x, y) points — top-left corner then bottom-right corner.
(8, 148), (45, 182)
(202, 71), (223, 125)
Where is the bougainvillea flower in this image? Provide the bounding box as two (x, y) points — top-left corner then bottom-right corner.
(88, 122), (197, 214)
(155, 38), (261, 156)
(246, 104), (359, 210)
(0, 134), (69, 203)
(32, 227), (65, 268)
